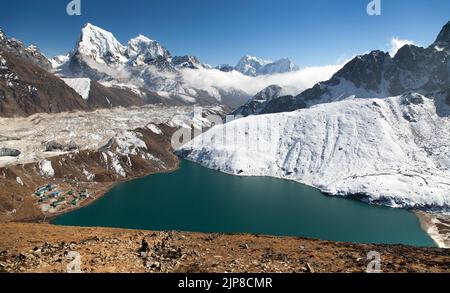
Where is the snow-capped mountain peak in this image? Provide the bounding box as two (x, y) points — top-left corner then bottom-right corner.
(75, 23), (128, 64)
(235, 55), (299, 76)
(126, 34), (171, 66)
(130, 34), (152, 44)
(50, 54), (70, 69)
(259, 58), (299, 75)
(235, 55), (271, 76)
(433, 21), (450, 48)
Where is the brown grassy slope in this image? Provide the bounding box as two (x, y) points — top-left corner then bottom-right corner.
(0, 52), (89, 117)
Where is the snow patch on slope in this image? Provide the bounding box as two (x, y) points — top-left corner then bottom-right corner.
(16, 177), (24, 186)
(115, 130), (147, 155)
(62, 78), (91, 100)
(39, 160), (55, 177)
(147, 124), (162, 134)
(107, 151), (126, 177)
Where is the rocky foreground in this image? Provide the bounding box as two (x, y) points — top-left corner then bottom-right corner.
(0, 223), (449, 273)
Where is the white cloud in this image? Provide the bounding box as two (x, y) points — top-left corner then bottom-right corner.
(179, 61), (347, 97)
(388, 37), (416, 57)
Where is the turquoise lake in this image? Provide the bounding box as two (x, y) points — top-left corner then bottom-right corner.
(53, 160), (436, 247)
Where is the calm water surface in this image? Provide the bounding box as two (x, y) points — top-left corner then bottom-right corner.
(54, 160), (435, 247)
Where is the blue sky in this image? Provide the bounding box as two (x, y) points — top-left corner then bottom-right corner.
(1, 0), (449, 67)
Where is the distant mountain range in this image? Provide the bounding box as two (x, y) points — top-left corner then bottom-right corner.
(0, 23), (301, 117)
(217, 55), (299, 77)
(55, 23), (299, 109)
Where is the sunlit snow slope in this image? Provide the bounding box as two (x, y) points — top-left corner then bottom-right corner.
(179, 93), (450, 212)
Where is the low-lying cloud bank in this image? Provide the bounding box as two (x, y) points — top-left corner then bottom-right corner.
(180, 62), (347, 97)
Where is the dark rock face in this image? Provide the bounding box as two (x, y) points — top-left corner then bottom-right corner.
(0, 148), (20, 157)
(433, 21), (450, 48)
(261, 95), (302, 114)
(231, 85), (283, 117)
(216, 64), (234, 72)
(171, 56), (204, 69)
(335, 51), (391, 92)
(0, 52), (89, 117)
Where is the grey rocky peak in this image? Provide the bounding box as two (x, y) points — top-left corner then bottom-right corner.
(171, 55), (204, 69)
(216, 64), (234, 72)
(433, 21), (450, 48)
(333, 50), (391, 92)
(231, 85), (284, 117)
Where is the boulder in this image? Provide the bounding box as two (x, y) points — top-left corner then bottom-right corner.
(0, 148), (20, 157)
(44, 141), (79, 152)
(44, 141), (64, 152)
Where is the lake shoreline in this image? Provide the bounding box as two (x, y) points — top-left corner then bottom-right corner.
(50, 160), (436, 246)
(29, 162), (183, 224)
(416, 211), (450, 248)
